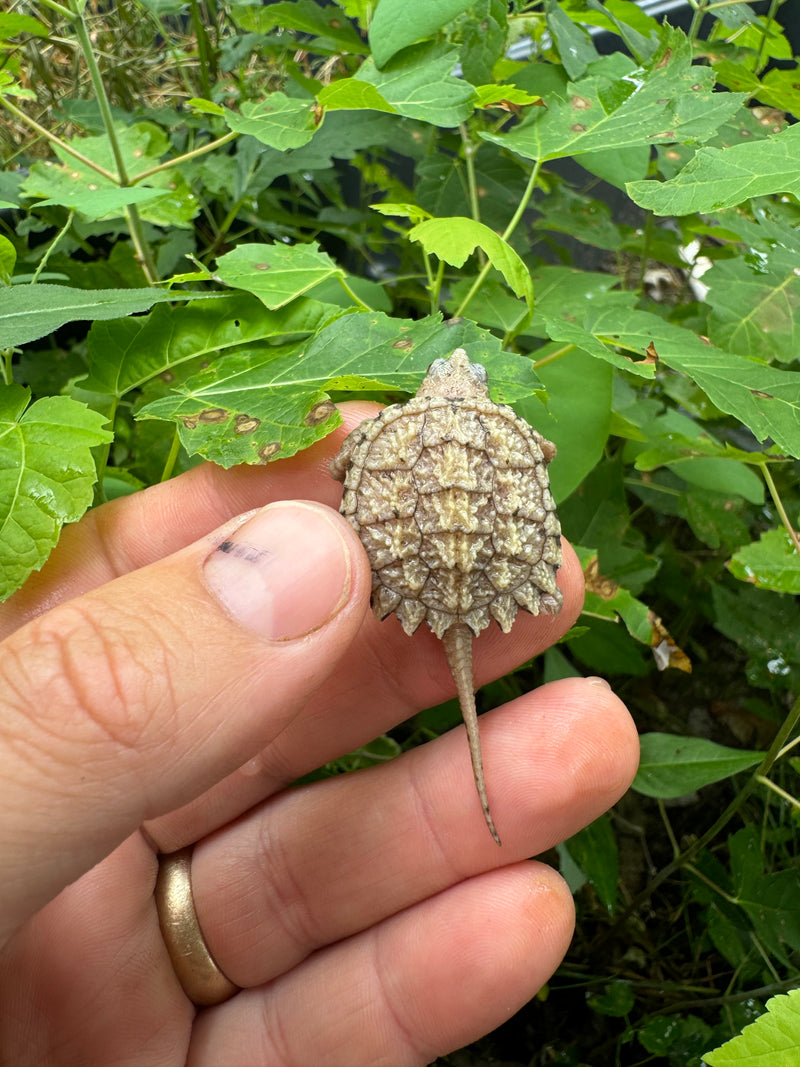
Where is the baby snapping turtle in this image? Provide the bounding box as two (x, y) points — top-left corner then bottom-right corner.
(330, 348), (562, 844)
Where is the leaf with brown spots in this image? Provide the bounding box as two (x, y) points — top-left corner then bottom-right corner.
(481, 25), (744, 163)
(136, 309), (542, 468)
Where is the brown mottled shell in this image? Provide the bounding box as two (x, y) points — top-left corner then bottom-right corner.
(331, 348), (562, 640)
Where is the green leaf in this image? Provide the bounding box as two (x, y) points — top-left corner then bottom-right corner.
(588, 980), (635, 1017)
(704, 989), (800, 1067)
(679, 488), (751, 552)
(21, 173), (166, 217)
(20, 122), (198, 226)
(532, 180), (624, 251)
(370, 202), (432, 224)
(408, 217), (533, 307)
(564, 813), (618, 911)
(711, 58), (800, 116)
(544, 0), (599, 81)
(662, 457), (764, 504)
(628, 121), (800, 215)
(368, 0), (474, 68)
(577, 144), (650, 188)
(229, 0), (364, 51)
(83, 293), (334, 397)
(0, 234), (16, 285)
(632, 733), (761, 798)
(711, 581), (800, 690)
(474, 85), (541, 109)
(482, 26), (744, 163)
(134, 0), (187, 13)
(585, 0), (661, 62)
(0, 386), (112, 602)
(187, 97), (224, 116)
(222, 94), (319, 150)
(318, 79), (397, 114)
(705, 248), (800, 363)
(136, 311), (541, 466)
(729, 528), (800, 594)
(0, 285), (182, 349)
(729, 826), (800, 956)
(541, 302), (800, 457)
(0, 13), (47, 38)
(214, 242), (344, 308)
(353, 43), (476, 127)
(639, 1014), (713, 1061)
(458, 0), (507, 87)
(518, 346), (612, 503)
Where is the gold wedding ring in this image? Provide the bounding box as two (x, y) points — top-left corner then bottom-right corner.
(154, 847), (239, 1007)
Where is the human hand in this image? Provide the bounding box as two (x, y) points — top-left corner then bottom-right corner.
(0, 404), (638, 1066)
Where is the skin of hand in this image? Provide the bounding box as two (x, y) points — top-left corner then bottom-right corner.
(0, 403), (639, 1067)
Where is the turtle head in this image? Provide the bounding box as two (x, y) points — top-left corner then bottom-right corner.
(417, 348), (489, 400)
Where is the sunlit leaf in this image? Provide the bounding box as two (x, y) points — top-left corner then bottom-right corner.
(83, 293), (335, 397)
(136, 311), (540, 466)
(0, 13), (47, 38)
(0, 284), (183, 348)
(704, 989), (800, 1067)
(222, 95), (319, 150)
(628, 121), (800, 214)
(482, 26), (744, 163)
(729, 528), (800, 594)
(20, 122), (199, 225)
(353, 43), (476, 126)
(318, 79), (397, 113)
(0, 386), (112, 602)
(214, 242), (345, 308)
(408, 216), (533, 307)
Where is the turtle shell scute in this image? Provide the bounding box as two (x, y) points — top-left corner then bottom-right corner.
(335, 391), (562, 638)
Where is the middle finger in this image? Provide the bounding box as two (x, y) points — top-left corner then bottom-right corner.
(190, 675), (636, 989)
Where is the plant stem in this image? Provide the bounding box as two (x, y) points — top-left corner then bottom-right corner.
(533, 343), (574, 369)
(30, 209), (75, 283)
(755, 775), (800, 811)
(0, 97), (118, 181)
(189, 0), (213, 99)
(70, 1), (158, 282)
(28, 0), (74, 20)
(459, 122), (481, 225)
(453, 158), (541, 318)
(686, 1), (709, 44)
(131, 132), (238, 184)
(622, 692), (800, 919)
(636, 211), (654, 297)
(160, 429), (183, 483)
(1, 349), (13, 385)
(753, 0), (781, 74)
(759, 461), (800, 558)
(338, 275), (373, 310)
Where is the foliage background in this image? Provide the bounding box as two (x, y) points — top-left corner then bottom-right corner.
(2, 0), (800, 1063)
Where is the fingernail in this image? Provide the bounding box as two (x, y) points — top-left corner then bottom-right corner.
(586, 676), (611, 690)
(203, 502), (352, 641)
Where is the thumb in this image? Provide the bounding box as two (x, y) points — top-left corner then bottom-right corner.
(0, 501), (370, 942)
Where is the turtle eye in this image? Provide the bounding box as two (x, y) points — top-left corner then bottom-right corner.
(426, 358), (448, 374)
